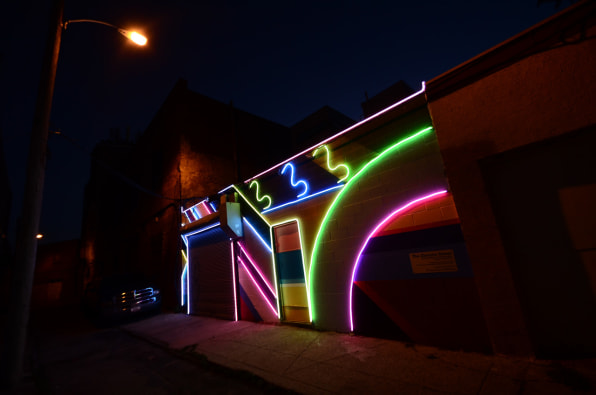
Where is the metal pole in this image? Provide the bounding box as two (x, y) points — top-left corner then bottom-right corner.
(3, 0), (64, 386)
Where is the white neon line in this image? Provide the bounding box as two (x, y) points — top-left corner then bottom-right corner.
(181, 222), (221, 245)
(218, 184), (234, 194)
(237, 242), (277, 297)
(245, 82), (426, 183)
(238, 257), (279, 317)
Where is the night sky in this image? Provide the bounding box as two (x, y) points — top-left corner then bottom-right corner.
(1, 0), (565, 245)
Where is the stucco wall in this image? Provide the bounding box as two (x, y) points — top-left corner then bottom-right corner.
(427, 23), (596, 356)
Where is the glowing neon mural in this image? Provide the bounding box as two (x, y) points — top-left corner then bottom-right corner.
(249, 180), (272, 209)
(182, 221), (221, 315)
(261, 184), (343, 214)
(183, 199), (213, 224)
(245, 82), (426, 183)
(313, 145), (350, 183)
(238, 242), (277, 297)
(309, 126), (435, 324)
(271, 219), (312, 323)
(238, 257), (279, 316)
(181, 249), (188, 307)
(348, 190), (448, 331)
(280, 163), (308, 198)
(242, 218), (272, 253)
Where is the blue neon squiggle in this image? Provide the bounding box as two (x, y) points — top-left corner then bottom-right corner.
(280, 163), (308, 198)
(262, 184), (343, 214)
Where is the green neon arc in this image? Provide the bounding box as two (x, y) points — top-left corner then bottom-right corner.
(313, 145), (350, 183)
(308, 126), (434, 324)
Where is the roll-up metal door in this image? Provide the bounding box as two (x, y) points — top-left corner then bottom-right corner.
(188, 227), (236, 320)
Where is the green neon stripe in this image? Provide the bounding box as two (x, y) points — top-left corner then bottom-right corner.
(308, 126), (434, 324)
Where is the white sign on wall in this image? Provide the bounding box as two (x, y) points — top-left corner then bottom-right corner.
(409, 249), (458, 274)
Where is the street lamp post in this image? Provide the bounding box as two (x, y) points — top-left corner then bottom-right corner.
(3, 0), (147, 386)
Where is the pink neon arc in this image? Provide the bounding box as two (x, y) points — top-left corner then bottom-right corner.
(238, 242), (277, 297)
(238, 257), (279, 316)
(231, 241), (238, 321)
(348, 190), (448, 332)
(245, 82), (425, 183)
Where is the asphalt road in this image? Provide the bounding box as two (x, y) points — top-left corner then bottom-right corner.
(13, 308), (296, 394)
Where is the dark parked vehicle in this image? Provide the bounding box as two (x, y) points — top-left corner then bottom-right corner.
(83, 275), (161, 323)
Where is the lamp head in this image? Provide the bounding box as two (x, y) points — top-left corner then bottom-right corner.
(118, 28), (148, 46)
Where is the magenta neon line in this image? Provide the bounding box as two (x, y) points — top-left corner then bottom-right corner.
(186, 243), (190, 314)
(231, 241), (238, 321)
(238, 257), (279, 316)
(348, 190), (448, 332)
(200, 200), (213, 215)
(238, 242), (277, 297)
(245, 82), (425, 183)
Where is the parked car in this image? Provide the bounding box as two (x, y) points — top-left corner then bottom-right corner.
(83, 274), (161, 323)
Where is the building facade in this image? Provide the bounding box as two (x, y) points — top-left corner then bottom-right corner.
(179, 1), (596, 358)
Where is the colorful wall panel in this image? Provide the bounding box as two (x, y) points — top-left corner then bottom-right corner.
(273, 221), (310, 323)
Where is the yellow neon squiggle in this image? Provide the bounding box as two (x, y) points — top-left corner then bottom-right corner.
(313, 145), (350, 183)
(249, 180), (272, 209)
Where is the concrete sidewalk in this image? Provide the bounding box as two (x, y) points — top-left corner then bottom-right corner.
(122, 313), (596, 394)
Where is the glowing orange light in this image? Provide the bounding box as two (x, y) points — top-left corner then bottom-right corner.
(36, 234), (43, 239)
(118, 29), (148, 46)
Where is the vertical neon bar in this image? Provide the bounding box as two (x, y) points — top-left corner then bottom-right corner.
(295, 220), (313, 322)
(186, 242), (190, 315)
(231, 241), (238, 321)
(269, 226), (281, 319)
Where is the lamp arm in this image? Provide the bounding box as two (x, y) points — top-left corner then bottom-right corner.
(63, 19), (119, 30)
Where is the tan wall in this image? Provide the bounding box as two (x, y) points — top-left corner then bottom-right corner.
(427, 25), (596, 356)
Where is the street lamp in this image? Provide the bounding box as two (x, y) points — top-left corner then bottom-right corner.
(3, 0), (147, 386)
(64, 19), (148, 46)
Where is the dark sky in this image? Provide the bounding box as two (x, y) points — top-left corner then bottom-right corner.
(1, 0), (565, 245)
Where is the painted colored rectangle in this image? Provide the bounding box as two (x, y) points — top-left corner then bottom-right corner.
(409, 249), (458, 273)
(280, 283), (308, 306)
(276, 250), (305, 284)
(283, 306), (310, 323)
(274, 222), (300, 252)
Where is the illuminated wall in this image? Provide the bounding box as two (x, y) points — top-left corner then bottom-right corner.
(181, 85), (490, 351)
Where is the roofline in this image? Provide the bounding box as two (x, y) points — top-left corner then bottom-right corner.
(244, 81), (427, 183)
(426, 0), (596, 101)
